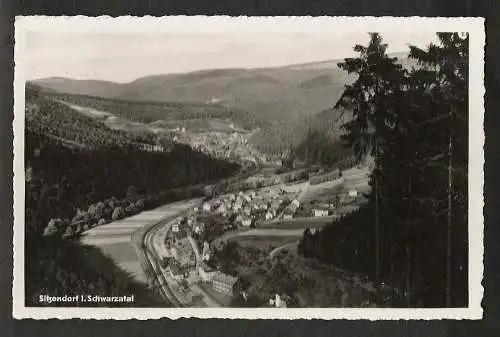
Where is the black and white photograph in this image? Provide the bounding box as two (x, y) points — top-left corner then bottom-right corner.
(13, 16), (484, 320)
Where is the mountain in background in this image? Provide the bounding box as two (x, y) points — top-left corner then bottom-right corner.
(31, 52), (412, 124)
(31, 52), (417, 155)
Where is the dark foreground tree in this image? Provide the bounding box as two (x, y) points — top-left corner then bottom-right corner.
(335, 32), (405, 304)
(298, 32), (469, 308)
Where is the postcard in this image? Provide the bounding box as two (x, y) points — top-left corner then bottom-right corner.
(13, 15), (484, 320)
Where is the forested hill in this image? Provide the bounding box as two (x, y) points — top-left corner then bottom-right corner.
(249, 106), (352, 156)
(32, 53), (414, 124)
(25, 83), (241, 237)
(25, 84), (162, 149)
(35, 90), (269, 131)
(24, 84), (241, 307)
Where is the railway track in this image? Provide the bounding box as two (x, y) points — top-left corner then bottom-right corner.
(132, 201), (204, 307)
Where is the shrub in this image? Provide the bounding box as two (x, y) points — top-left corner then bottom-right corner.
(135, 198), (145, 210)
(112, 207), (125, 221)
(125, 203), (136, 215)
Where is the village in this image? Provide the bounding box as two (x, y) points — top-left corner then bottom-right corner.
(172, 128), (267, 167)
(150, 166), (369, 307)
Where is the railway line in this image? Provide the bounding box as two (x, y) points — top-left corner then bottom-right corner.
(132, 200), (204, 307)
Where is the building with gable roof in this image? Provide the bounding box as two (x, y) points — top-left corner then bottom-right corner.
(212, 272), (240, 295)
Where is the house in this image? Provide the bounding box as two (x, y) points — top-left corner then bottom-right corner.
(269, 294), (287, 308)
(241, 217), (253, 227)
(233, 198), (243, 211)
(199, 263), (217, 282)
(283, 206), (296, 219)
(193, 223), (203, 234)
(168, 263), (184, 280)
(235, 214), (244, 224)
(169, 247), (178, 260)
(348, 189), (358, 197)
(202, 203), (211, 211)
(171, 223), (179, 233)
(265, 211), (274, 221)
(212, 272), (240, 295)
(313, 209), (329, 217)
(202, 251), (211, 261)
(217, 204), (227, 214)
(202, 241), (210, 255)
(291, 199), (300, 208)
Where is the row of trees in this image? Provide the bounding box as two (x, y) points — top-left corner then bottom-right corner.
(298, 33), (468, 307)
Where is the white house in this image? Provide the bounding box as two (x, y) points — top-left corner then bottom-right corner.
(291, 199), (300, 208)
(265, 211), (274, 221)
(202, 241), (211, 261)
(283, 214), (293, 220)
(241, 217), (253, 227)
(217, 204), (227, 214)
(348, 189), (358, 197)
(313, 209), (329, 217)
(202, 203), (211, 211)
(171, 223), (179, 232)
(199, 264), (217, 282)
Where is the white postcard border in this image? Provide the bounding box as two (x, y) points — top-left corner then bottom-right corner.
(13, 15), (485, 320)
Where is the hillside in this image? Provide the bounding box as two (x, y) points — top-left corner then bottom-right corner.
(249, 106), (353, 155)
(40, 92), (268, 132)
(25, 85), (241, 307)
(32, 77), (125, 98)
(31, 53), (413, 125)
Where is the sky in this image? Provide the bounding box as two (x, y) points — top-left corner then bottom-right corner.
(25, 32), (439, 83)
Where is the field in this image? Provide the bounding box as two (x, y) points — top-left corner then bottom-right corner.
(228, 235), (298, 252)
(258, 217), (334, 230)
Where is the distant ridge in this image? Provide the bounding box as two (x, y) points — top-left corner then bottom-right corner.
(30, 52), (415, 140)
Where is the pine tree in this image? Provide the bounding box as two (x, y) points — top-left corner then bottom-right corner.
(336, 33), (404, 305)
(407, 32), (469, 307)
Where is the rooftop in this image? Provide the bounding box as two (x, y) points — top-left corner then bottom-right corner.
(212, 271), (239, 286)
